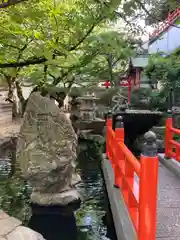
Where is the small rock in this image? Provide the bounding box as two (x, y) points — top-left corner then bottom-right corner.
(7, 226), (45, 240)
(0, 217), (21, 236)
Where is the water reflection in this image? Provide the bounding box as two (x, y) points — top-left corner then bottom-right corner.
(75, 146), (116, 240)
(28, 204), (78, 240)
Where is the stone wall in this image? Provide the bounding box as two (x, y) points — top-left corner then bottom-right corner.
(0, 210), (45, 240)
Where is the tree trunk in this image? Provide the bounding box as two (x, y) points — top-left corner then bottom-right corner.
(15, 81), (26, 117)
(5, 76), (15, 103)
(5, 76), (19, 119)
(107, 54), (114, 85)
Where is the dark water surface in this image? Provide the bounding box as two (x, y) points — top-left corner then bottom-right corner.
(0, 141), (117, 240)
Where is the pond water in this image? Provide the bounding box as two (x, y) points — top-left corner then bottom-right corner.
(0, 140), (117, 240)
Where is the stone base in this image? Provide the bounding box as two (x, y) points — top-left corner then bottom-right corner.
(31, 189), (81, 206)
(30, 200), (81, 215)
(75, 119), (105, 135)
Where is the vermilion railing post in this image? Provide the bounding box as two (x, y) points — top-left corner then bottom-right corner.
(139, 131), (158, 240)
(106, 111), (112, 159)
(165, 117), (173, 158)
(176, 147), (180, 161)
(114, 116), (124, 188)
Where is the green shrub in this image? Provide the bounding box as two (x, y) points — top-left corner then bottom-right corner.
(0, 177), (31, 225)
(96, 88), (118, 106)
(130, 88), (168, 112)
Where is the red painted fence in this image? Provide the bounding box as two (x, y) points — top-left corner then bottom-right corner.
(106, 115), (159, 240)
(165, 117), (180, 161)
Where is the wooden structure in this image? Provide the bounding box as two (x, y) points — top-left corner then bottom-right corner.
(106, 115), (158, 240)
(165, 116), (180, 161)
(149, 8), (180, 40)
(149, 8), (180, 55)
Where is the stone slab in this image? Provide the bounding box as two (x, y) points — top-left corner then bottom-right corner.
(0, 217), (21, 236)
(101, 156), (137, 240)
(0, 210), (45, 240)
(158, 153), (180, 178)
(0, 210), (9, 219)
(7, 226), (45, 240)
(157, 161), (180, 239)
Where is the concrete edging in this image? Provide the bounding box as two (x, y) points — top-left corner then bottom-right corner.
(158, 153), (180, 178)
(101, 155), (137, 240)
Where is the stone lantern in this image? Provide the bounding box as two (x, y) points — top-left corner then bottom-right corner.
(77, 93), (99, 121)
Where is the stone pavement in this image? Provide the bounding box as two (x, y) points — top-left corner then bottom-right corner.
(157, 162), (180, 239)
(0, 88), (21, 139)
(0, 210), (45, 240)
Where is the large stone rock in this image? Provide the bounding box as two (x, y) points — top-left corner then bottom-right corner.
(16, 92), (81, 206)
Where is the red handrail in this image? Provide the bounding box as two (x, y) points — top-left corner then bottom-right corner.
(106, 117), (158, 240)
(150, 8), (180, 39)
(165, 117), (180, 161)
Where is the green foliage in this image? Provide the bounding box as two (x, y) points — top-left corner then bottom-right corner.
(175, 19), (180, 25)
(130, 88), (168, 111)
(145, 49), (180, 99)
(0, 177), (31, 224)
(1, 0), (174, 101)
(0, 0), (27, 9)
(130, 88), (152, 109)
(96, 88), (119, 106)
(68, 87), (84, 97)
(0, 0), (140, 97)
(149, 90), (168, 111)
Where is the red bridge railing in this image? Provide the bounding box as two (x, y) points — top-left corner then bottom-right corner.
(149, 8), (180, 39)
(165, 117), (180, 161)
(106, 114), (159, 240)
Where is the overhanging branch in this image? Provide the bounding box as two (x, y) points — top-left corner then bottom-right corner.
(0, 0), (26, 9)
(0, 57), (47, 68)
(0, 20), (101, 68)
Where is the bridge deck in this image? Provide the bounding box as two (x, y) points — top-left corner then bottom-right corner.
(157, 162), (180, 239)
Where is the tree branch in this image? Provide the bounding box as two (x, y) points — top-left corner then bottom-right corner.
(114, 10), (134, 26)
(0, 44), (21, 50)
(0, 20), (101, 68)
(0, 57), (47, 68)
(48, 73), (56, 80)
(0, 0), (26, 9)
(68, 23), (98, 51)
